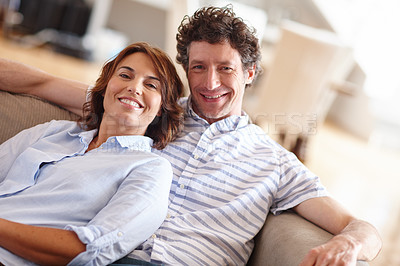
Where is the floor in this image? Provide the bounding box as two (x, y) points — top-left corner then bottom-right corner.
(306, 121), (400, 266)
(1, 36), (399, 265)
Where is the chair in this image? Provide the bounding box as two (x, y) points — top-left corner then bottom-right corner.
(244, 21), (355, 161)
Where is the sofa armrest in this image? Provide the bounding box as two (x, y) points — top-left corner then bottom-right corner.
(248, 211), (369, 266)
(0, 90), (80, 144)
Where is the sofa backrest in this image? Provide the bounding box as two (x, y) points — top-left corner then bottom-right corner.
(0, 90), (80, 144)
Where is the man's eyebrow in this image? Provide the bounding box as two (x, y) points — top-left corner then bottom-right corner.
(189, 59), (203, 65)
(118, 66), (160, 81)
(189, 59), (235, 66)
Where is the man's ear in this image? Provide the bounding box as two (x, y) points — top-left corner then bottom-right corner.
(245, 64), (256, 85)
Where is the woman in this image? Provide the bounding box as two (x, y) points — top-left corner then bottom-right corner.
(0, 42), (184, 265)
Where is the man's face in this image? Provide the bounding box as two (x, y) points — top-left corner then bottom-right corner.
(187, 41), (255, 124)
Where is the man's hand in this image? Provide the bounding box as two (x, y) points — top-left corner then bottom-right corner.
(300, 234), (361, 266)
(294, 197), (382, 265)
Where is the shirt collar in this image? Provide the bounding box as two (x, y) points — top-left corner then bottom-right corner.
(115, 135), (153, 152)
(69, 129), (153, 152)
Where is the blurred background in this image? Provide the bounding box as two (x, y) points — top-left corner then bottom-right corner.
(0, 0), (399, 264)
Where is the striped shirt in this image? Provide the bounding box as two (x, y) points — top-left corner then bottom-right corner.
(130, 97), (328, 265)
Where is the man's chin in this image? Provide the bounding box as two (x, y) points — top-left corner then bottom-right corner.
(198, 110), (229, 123)
(192, 102), (229, 123)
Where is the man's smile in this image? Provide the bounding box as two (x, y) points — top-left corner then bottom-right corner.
(200, 92), (229, 101)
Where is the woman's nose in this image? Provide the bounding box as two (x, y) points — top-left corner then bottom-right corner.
(127, 84), (142, 95)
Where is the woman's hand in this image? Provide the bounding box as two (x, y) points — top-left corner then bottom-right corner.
(0, 218), (86, 265)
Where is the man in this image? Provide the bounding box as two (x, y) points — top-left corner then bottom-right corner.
(0, 6), (381, 265)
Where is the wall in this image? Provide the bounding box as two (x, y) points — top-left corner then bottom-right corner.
(235, 0), (333, 31)
(106, 0), (166, 49)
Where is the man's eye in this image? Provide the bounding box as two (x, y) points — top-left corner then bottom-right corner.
(192, 65), (203, 70)
(221, 66), (233, 72)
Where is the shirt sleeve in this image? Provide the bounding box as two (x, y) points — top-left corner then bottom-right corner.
(66, 156), (173, 266)
(0, 121), (52, 182)
(270, 150), (329, 215)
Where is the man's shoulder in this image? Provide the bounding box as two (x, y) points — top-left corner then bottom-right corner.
(178, 96), (189, 108)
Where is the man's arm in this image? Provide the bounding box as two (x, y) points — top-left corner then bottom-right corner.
(0, 58), (88, 115)
(0, 218), (86, 265)
(294, 196), (382, 265)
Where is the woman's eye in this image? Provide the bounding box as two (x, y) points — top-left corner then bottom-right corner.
(119, 73), (130, 79)
(147, 83), (157, 89)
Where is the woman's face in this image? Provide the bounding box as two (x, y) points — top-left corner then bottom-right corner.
(102, 52), (162, 136)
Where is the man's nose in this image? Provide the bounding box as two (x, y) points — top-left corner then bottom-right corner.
(205, 69), (221, 90)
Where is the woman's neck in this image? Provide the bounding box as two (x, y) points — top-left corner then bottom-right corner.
(86, 116), (146, 152)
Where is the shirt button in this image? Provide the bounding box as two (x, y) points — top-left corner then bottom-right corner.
(111, 139), (115, 143)
(151, 234), (157, 239)
(166, 213), (171, 219)
(180, 184), (185, 189)
(117, 232), (123, 237)
(193, 154), (199, 160)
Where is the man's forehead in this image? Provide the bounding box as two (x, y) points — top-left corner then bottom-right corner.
(188, 41), (242, 64)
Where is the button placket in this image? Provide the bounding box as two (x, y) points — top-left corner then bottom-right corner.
(169, 124), (214, 211)
(175, 132), (208, 197)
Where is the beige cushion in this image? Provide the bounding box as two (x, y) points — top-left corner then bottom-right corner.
(0, 90), (79, 144)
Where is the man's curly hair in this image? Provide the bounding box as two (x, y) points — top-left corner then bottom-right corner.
(176, 5), (262, 87)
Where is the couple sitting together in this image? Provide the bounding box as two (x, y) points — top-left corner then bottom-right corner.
(0, 5), (381, 266)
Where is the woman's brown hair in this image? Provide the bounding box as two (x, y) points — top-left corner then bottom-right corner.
(79, 42), (184, 149)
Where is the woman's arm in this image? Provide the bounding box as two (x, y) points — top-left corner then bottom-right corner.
(66, 156), (173, 265)
(0, 58), (88, 115)
(0, 218), (86, 266)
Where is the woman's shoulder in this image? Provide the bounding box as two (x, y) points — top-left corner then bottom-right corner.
(44, 120), (81, 133)
(44, 119), (77, 127)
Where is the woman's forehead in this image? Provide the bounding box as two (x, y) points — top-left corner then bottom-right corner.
(118, 53), (159, 77)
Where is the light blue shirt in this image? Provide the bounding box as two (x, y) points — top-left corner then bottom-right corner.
(128, 97), (328, 265)
(0, 120), (173, 266)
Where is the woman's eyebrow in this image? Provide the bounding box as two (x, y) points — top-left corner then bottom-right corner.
(119, 66), (134, 72)
(119, 66), (160, 81)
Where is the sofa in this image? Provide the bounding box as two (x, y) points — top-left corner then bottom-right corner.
(0, 90), (368, 265)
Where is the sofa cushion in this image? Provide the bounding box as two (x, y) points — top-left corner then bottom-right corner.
(0, 90), (80, 144)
